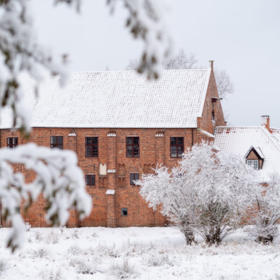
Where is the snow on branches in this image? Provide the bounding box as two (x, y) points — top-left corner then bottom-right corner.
(246, 172), (280, 244)
(107, 0), (174, 79)
(0, 143), (92, 252)
(0, 0), (69, 133)
(137, 142), (258, 246)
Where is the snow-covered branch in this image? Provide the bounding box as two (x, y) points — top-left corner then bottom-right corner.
(0, 143), (92, 252)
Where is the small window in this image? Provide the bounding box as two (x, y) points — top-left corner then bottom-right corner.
(130, 173), (139, 185)
(121, 208), (128, 216)
(85, 175), (95, 185)
(7, 137), (18, 148)
(170, 137), (184, 158)
(126, 137), (139, 158)
(85, 137), (98, 157)
(50, 136), (63, 149)
(247, 160), (259, 170)
(212, 110), (215, 121)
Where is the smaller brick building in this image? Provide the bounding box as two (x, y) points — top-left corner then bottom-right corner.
(214, 115), (280, 182)
(0, 63), (226, 228)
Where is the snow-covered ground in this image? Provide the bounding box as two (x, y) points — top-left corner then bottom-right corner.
(0, 227), (280, 279)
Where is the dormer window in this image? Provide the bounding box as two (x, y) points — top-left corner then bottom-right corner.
(244, 146), (264, 170)
(247, 160), (259, 170)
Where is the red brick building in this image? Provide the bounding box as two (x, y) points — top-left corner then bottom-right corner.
(0, 63), (226, 227)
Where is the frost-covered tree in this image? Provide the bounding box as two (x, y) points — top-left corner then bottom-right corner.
(246, 173), (280, 244)
(0, 0), (174, 251)
(137, 142), (258, 246)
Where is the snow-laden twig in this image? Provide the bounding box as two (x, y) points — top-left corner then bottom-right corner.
(0, 143), (92, 252)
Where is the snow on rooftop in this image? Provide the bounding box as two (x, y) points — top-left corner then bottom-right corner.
(0, 69), (211, 129)
(215, 126), (280, 182)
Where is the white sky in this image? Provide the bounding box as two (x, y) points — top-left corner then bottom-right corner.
(30, 0), (280, 128)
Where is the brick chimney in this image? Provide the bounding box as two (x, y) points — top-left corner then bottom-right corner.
(209, 60), (214, 69)
(261, 115), (270, 131)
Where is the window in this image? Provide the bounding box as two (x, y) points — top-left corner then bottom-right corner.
(7, 137), (18, 148)
(126, 137), (139, 157)
(130, 173), (139, 185)
(85, 137), (98, 157)
(170, 137), (184, 158)
(212, 110), (215, 121)
(50, 136), (63, 149)
(247, 160), (259, 170)
(85, 175), (95, 185)
(121, 208), (128, 216)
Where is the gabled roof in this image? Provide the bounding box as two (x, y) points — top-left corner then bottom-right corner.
(214, 126), (280, 182)
(244, 146), (264, 159)
(0, 69), (211, 129)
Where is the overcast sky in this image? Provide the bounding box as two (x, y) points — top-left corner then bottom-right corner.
(30, 0), (280, 128)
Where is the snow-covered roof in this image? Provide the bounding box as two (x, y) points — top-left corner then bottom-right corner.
(214, 126), (280, 182)
(244, 146), (264, 159)
(0, 69), (211, 129)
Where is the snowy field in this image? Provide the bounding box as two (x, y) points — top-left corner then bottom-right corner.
(0, 227), (280, 279)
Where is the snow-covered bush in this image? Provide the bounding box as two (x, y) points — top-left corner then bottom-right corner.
(69, 258), (95, 275)
(137, 142), (258, 246)
(0, 259), (9, 274)
(67, 245), (83, 256)
(46, 231), (59, 244)
(109, 258), (137, 279)
(32, 248), (49, 258)
(0, 0), (174, 252)
(40, 267), (64, 280)
(246, 172), (280, 244)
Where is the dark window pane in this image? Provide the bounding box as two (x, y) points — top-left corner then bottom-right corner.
(177, 137), (183, 145)
(57, 136), (63, 144)
(92, 147), (98, 157)
(178, 146), (184, 157)
(135, 174), (139, 180)
(86, 175), (90, 185)
(134, 137), (139, 145)
(127, 137), (132, 145)
(171, 146), (177, 158)
(133, 146), (139, 156)
(57, 145), (63, 150)
(86, 146), (92, 156)
(51, 137), (56, 144)
(130, 174), (134, 185)
(86, 137), (91, 144)
(127, 146), (133, 157)
(121, 208), (128, 216)
(171, 137), (176, 145)
(92, 137), (98, 145)
(91, 175), (95, 185)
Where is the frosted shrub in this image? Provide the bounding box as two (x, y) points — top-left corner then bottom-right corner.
(137, 142), (258, 246)
(69, 258), (95, 275)
(246, 173), (280, 244)
(71, 229), (79, 239)
(46, 231), (59, 244)
(109, 258), (136, 279)
(143, 253), (174, 267)
(67, 245), (83, 256)
(25, 223), (31, 232)
(40, 268), (64, 280)
(32, 248), (49, 258)
(34, 231), (43, 242)
(0, 259), (9, 274)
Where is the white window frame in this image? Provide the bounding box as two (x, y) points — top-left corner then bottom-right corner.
(247, 160), (259, 170)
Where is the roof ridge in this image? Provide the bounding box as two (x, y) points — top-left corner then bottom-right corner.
(69, 68), (210, 74)
(260, 126), (280, 153)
